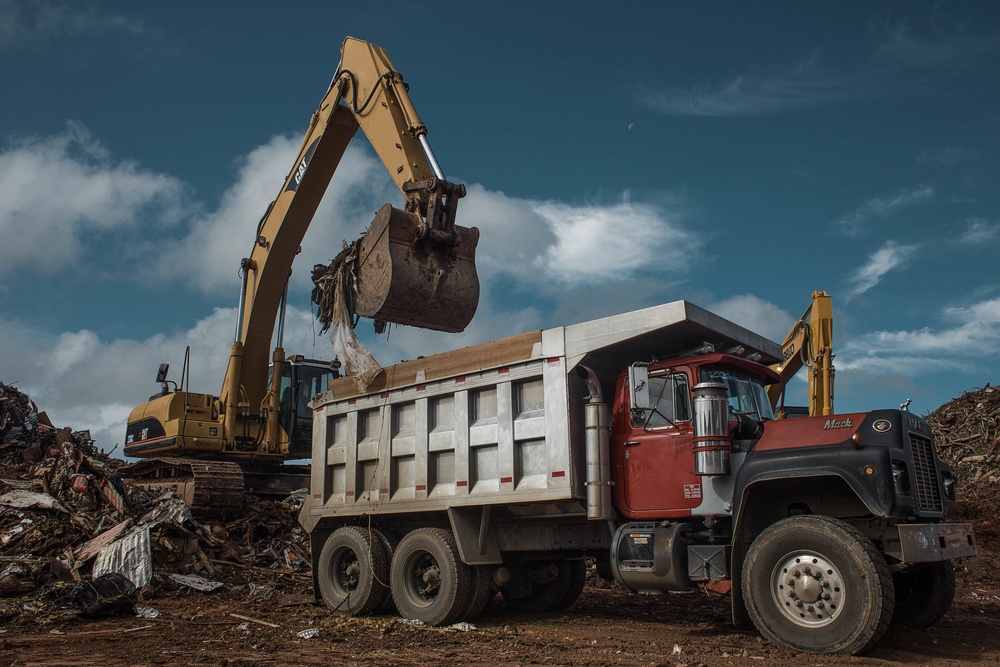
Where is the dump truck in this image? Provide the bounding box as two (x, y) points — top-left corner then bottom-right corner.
(298, 300), (977, 655)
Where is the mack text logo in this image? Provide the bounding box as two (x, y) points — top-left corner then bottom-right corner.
(824, 418), (853, 430)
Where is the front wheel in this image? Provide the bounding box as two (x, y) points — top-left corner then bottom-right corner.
(892, 561), (956, 627)
(742, 515), (894, 655)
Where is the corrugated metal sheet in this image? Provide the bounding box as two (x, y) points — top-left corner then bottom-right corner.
(93, 525), (152, 589)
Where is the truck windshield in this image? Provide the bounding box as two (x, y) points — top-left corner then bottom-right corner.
(700, 366), (775, 422)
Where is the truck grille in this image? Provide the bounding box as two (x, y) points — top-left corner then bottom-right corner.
(908, 433), (943, 514)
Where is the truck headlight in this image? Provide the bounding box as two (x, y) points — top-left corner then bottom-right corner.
(942, 475), (957, 501)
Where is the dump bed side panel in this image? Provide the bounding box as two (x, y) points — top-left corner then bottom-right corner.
(302, 355), (586, 528)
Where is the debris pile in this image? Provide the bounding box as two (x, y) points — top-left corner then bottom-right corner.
(925, 383), (999, 588)
(0, 382), (310, 624)
(926, 383), (1000, 485)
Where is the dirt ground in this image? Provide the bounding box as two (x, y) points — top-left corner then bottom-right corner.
(2, 492), (995, 666)
(0, 553), (997, 667)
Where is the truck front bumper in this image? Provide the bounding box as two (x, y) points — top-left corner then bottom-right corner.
(898, 523), (978, 563)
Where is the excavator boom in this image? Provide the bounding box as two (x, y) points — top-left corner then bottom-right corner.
(768, 291), (834, 418)
(226, 37), (479, 419)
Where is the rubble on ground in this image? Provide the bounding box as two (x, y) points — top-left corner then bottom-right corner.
(0, 382), (310, 625)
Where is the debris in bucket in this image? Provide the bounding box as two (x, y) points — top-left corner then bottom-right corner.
(311, 243), (383, 391)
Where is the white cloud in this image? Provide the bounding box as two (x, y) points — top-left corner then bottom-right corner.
(147, 137), (400, 296)
(642, 52), (869, 117)
(534, 194), (697, 284)
(916, 146), (973, 166)
(458, 184), (555, 281)
(144, 134), (698, 299)
(834, 185), (934, 236)
(708, 294), (794, 343)
(846, 241), (919, 299)
(873, 18), (996, 70)
(958, 218), (1000, 246)
(0, 0), (141, 47)
(838, 296), (1000, 376)
(0, 121), (189, 276)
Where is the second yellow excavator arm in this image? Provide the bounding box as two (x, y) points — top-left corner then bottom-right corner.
(768, 291), (835, 418)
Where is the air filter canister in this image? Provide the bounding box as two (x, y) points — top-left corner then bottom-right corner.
(692, 382), (731, 476)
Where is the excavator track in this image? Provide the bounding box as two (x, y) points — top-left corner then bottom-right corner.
(122, 457), (245, 520)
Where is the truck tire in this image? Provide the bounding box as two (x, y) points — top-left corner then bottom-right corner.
(371, 527), (399, 614)
(892, 561), (956, 627)
(391, 527), (472, 626)
(741, 515), (894, 655)
(317, 526), (389, 616)
(461, 565), (496, 621)
(551, 559), (587, 611)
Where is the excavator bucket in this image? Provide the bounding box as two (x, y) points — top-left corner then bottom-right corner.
(354, 204), (480, 333)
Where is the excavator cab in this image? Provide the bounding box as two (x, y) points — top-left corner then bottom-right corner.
(271, 356), (341, 457)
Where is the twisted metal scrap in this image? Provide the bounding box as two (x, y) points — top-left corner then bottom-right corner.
(0, 382), (38, 442)
(311, 239), (360, 335)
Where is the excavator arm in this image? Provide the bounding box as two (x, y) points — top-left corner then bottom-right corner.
(217, 37), (482, 451)
(767, 291), (834, 418)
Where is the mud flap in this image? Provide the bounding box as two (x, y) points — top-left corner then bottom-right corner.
(354, 204), (480, 333)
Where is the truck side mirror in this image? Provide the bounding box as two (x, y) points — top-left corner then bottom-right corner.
(155, 363), (170, 383)
(628, 364), (650, 410)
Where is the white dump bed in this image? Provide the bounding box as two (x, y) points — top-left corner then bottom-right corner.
(299, 301), (780, 531)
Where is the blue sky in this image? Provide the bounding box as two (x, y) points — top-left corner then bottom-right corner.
(0, 1), (998, 452)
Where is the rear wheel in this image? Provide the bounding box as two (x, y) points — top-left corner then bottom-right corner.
(461, 565), (496, 621)
(742, 515), (894, 655)
(892, 561), (956, 627)
(371, 528), (399, 614)
(391, 528), (472, 626)
(317, 526), (388, 616)
(552, 559), (587, 611)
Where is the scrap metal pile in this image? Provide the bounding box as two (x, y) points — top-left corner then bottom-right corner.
(0, 382), (309, 623)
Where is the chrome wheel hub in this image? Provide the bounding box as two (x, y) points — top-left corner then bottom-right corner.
(771, 551), (845, 628)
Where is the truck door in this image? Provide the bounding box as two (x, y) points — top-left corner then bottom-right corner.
(620, 367), (702, 516)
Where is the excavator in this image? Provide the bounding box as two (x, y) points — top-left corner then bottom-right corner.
(767, 291), (834, 419)
(122, 37), (480, 517)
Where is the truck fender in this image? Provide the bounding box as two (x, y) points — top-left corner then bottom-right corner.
(448, 506), (502, 565)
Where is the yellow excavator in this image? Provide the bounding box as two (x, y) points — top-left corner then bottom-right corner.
(122, 37), (480, 516)
(767, 291), (834, 419)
